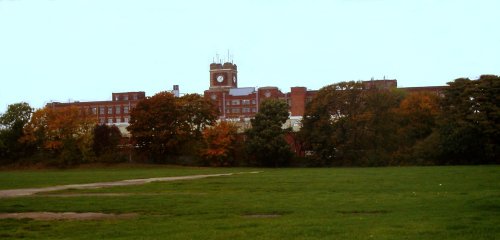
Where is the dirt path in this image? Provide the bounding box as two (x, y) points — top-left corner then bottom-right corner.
(0, 172), (260, 198)
(0, 212), (138, 220)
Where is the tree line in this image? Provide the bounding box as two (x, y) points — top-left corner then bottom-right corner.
(300, 75), (499, 166)
(0, 75), (498, 167)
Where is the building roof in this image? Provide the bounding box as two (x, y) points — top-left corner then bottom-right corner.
(229, 87), (255, 96)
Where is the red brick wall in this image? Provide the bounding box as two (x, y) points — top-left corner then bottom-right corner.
(290, 87), (307, 116)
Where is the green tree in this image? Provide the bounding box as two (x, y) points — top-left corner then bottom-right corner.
(93, 124), (122, 158)
(246, 99), (292, 167)
(178, 94), (218, 137)
(300, 81), (365, 166)
(361, 89), (403, 165)
(429, 75), (499, 164)
(176, 94), (218, 158)
(301, 82), (404, 166)
(0, 102), (33, 162)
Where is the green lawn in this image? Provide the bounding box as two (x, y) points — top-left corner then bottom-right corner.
(0, 165), (499, 239)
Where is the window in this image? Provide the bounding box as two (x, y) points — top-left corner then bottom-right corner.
(226, 101), (230, 106)
(251, 100), (256, 104)
(99, 107), (105, 115)
(116, 118), (121, 123)
(124, 106), (129, 114)
(226, 109), (230, 113)
(99, 118), (105, 124)
(133, 94), (137, 100)
(108, 118), (113, 124)
(124, 117), (129, 123)
(231, 100), (240, 105)
(252, 108), (257, 113)
(242, 100), (250, 105)
(242, 108), (250, 113)
(91, 107), (97, 115)
(232, 108), (240, 113)
(115, 106), (121, 114)
(108, 107), (113, 114)
(124, 95), (129, 101)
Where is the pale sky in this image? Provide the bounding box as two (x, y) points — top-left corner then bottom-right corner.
(1, 0), (499, 113)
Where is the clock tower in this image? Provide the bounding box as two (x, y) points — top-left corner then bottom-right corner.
(209, 62), (238, 89)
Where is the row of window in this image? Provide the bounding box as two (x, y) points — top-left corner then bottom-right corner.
(225, 108), (257, 114)
(222, 97), (313, 108)
(84, 106), (131, 115)
(99, 117), (130, 124)
(114, 94), (139, 101)
(227, 99), (256, 106)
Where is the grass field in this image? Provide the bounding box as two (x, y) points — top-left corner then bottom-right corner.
(0, 165), (498, 239)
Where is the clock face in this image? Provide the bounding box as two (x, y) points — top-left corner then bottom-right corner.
(217, 75), (224, 83)
(211, 94), (217, 100)
(233, 76), (236, 83)
(265, 91), (271, 98)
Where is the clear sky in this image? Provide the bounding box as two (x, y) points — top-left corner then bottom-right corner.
(1, 0), (498, 113)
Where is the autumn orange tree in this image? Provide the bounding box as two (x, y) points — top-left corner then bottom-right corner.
(22, 106), (96, 165)
(200, 121), (238, 166)
(395, 92), (440, 164)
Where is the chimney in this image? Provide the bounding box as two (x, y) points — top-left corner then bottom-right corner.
(172, 85), (180, 97)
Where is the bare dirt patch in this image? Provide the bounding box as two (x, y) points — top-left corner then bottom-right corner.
(37, 192), (208, 197)
(38, 193), (132, 197)
(0, 212), (138, 220)
(0, 172), (260, 198)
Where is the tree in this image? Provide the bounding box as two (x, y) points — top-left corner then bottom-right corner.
(396, 92), (440, 164)
(93, 124), (122, 157)
(300, 81), (404, 166)
(0, 102), (33, 161)
(127, 92), (180, 162)
(200, 121), (238, 166)
(427, 75), (499, 164)
(0, 102), (33, 128)
(246, 99), (292, 167)
(300, 81), (366, 166)
(127, 92), (217, 163)
(178, 94), (218, 137)
(22, 106), (96, 165)
(360, 89), (403, 165)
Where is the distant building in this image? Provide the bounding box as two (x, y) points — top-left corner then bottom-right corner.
(47, 92), (146, 126)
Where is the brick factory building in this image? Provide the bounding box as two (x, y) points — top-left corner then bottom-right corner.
(47, 60), (446, 133)
(203, 61), (318, 119)
(47, 92), (146, 125)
